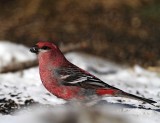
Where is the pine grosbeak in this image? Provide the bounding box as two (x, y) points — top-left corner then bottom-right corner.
(30, 41), (156, 105)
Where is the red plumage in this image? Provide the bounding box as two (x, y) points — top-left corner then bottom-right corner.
(96, 89), (119, 95)
(30, 41), (156, 105)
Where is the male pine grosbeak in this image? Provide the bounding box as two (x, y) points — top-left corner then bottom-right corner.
(30, 41), (156, 105)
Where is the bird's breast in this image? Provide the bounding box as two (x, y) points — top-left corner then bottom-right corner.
(39, 68), (83, 100)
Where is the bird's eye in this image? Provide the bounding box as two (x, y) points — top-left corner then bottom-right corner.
(41, 46), (51, 50)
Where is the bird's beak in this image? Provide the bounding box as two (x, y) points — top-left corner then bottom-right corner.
(30, 45), (39, 54)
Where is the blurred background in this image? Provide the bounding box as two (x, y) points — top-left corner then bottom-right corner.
(0, 0), (160, 66)
(0, 1), (160, 122)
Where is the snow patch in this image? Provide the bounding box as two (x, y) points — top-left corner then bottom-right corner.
(0, 41), (36, 69)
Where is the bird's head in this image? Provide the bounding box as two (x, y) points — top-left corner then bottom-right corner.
(30, 41), (58, 54)
(30, 41), (66, 65)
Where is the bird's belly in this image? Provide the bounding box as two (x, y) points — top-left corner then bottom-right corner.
(43, 82), (83, 100)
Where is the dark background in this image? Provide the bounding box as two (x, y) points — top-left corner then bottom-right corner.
(0, 0), (159, 66)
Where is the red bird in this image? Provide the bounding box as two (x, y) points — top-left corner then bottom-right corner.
(30, 41), (156, 105)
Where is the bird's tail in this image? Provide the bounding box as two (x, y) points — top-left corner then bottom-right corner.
(96, 88), (156, 105)
(120, 91), (156, 105)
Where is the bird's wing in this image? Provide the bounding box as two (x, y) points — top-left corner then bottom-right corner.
(55, 65), (116, 89)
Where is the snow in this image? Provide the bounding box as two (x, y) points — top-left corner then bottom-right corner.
(0, 41), (36, 71)
(0, 67), (64, 105)
(0, 41), (160, 123)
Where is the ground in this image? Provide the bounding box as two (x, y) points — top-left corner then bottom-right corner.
(0, 42), (160, 123)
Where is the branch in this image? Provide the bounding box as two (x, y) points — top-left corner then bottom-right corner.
(0, 42), (88, 73)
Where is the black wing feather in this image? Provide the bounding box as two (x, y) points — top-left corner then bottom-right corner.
(55, 65), (117, 90)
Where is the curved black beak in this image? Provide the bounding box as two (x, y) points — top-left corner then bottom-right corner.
(30, 45), (39, 54)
